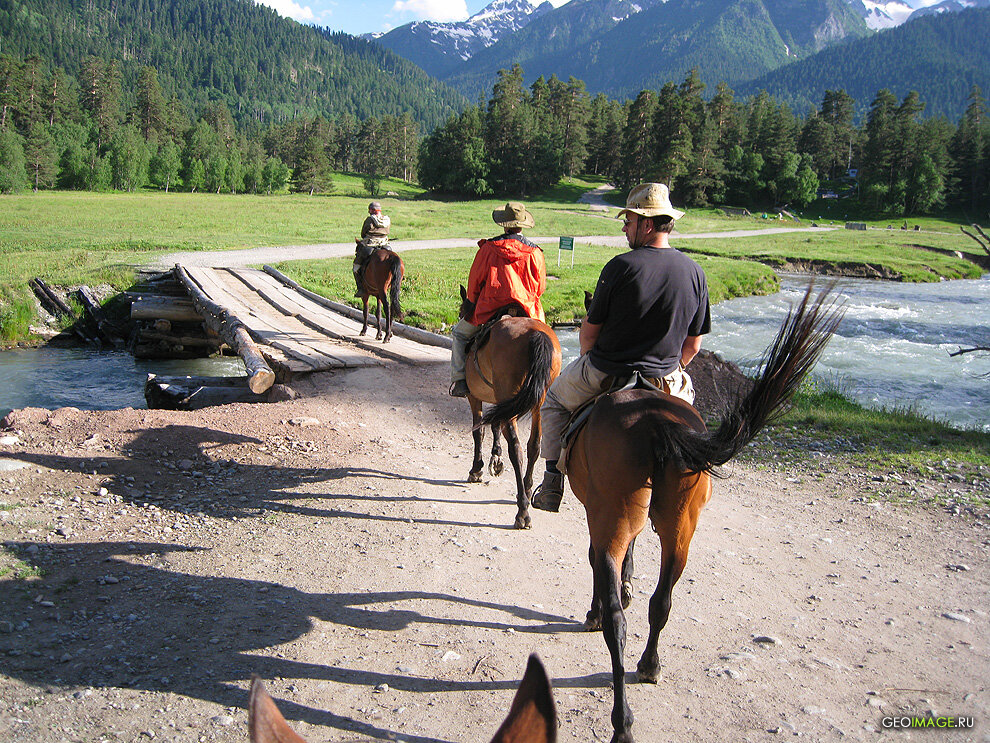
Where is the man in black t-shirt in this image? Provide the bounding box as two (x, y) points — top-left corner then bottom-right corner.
(532, 183), (710, 512)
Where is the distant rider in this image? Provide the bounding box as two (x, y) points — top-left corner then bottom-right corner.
(449, 201), (547, 397)
(354, 201), (391, 296)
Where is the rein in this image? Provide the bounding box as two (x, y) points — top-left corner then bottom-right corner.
(472, 352), (496, 390)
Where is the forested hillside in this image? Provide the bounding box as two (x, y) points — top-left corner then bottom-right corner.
(420, 65), (988, 217)
(442, 0), (870, 101)
(737, 7), (990, 119)
(0, 0), (465, 130)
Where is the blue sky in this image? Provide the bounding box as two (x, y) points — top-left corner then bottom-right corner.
(255, 0), (568, 37)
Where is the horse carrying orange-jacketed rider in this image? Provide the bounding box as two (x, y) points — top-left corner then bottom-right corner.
(531, 183), (711, 512)
(448, 201), (547, 398)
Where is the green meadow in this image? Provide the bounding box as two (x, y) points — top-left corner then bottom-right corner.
(0, 177), (983, 339)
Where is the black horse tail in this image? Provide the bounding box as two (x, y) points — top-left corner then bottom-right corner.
(388, 253), (403, 321)
(479, 330), (557, 429)
(656, 282), (844, 474)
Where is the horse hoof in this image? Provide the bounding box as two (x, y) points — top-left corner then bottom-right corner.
(621, 580), (634, 609)
(584, 615), (602, 632)
(610, 731), (635, 743)
(489, 458), (504, 477)
(514, 513), (532, 530)
(468, 471), (483, 483)
(636, 660), (660, 684)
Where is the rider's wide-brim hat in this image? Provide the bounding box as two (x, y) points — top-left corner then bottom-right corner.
(492, 201), (535, 229)
(617, 183), (685, 221)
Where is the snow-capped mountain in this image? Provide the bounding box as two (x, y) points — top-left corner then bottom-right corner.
(907, 0), (990, 20)
(368, 0), (554, 78)
(849, 0), (986, 28)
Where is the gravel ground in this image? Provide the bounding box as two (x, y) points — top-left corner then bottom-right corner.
(0, 359), (987, 743)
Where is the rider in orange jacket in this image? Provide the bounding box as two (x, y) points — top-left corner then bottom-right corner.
(449, 202), (546, 397)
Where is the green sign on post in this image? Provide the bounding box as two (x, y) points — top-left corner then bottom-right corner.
(558, 236), (575, 267)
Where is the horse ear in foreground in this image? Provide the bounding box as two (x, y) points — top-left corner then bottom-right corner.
(459, 285), (563, 530)
(249, 654), (557, 743)
(357, 246), (404, 342)
(566, 282), (843, 743)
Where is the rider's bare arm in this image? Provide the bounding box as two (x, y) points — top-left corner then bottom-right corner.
(680, 335), (702, 368)
(579, 318), (602, 355)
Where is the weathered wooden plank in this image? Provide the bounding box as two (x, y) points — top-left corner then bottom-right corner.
(239, 267), (448, 364)
(173, 266), (275, 394)
(262, 265), (453, 349)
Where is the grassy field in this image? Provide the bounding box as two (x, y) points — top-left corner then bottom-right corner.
(276, 246), (780, 329)
(0, 178), (984, 337)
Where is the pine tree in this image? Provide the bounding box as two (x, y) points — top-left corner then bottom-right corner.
(485, 65), (533, 194)
(135, 66), (169, 142)
(295, 125), (332, 195)
(950, 86), (988, 215)
(618, 90), (658, 189)
(0, 54), (24, 130)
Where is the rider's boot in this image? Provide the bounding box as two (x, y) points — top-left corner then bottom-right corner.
(531, 469), (565, 512)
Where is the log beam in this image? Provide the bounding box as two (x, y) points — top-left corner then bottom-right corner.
(173, 265), (275, 394)
(130, 296), (204, 322)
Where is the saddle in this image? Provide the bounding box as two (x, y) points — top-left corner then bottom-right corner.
(465, 303), (527, 355)
(557, 372), (666, 475)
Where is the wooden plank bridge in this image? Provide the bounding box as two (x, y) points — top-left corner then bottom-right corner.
(169, 265), (449, 384)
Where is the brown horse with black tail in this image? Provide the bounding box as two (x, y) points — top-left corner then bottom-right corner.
(564, 283), (843, 743)
(357, 245), (404, 342)
(460, 286), (562, 529)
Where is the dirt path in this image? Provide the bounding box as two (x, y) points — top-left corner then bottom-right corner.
(0, 361), (986, 743)
(149, 227), (836, 270)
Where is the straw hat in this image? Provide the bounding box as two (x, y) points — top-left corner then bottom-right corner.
(617, 183), (685, 221)
(492, 202), (535, 229)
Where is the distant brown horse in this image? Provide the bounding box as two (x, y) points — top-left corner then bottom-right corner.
(249, 654), (557, 743)
(357, 244), (404, 342)
(564, 284), (842, 743)
(461, 286), (562, 529)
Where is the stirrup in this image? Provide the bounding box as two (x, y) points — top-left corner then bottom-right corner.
(449, 380), (469, 398)
(532, 471), (564, 512)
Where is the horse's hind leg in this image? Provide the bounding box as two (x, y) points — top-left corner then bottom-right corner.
(585, 540), (602, 630)
(523, 405), (541, 494)
(489, 424), (504, 477)
(382, 292), (393, 342)
(594, 548), (634, 743)
(503, 419), (531, 529)
(360, 297), (370, 336)
(587, 538), (634, 628)
(621, 536), (635, 610)
(637, 470), (710, 684)
(468, 397), (485, 483)
(375, 298), (384, 340)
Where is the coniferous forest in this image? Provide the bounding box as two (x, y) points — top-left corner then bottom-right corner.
(0, 0), (986, 217)
(420, 66), (989, 218)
